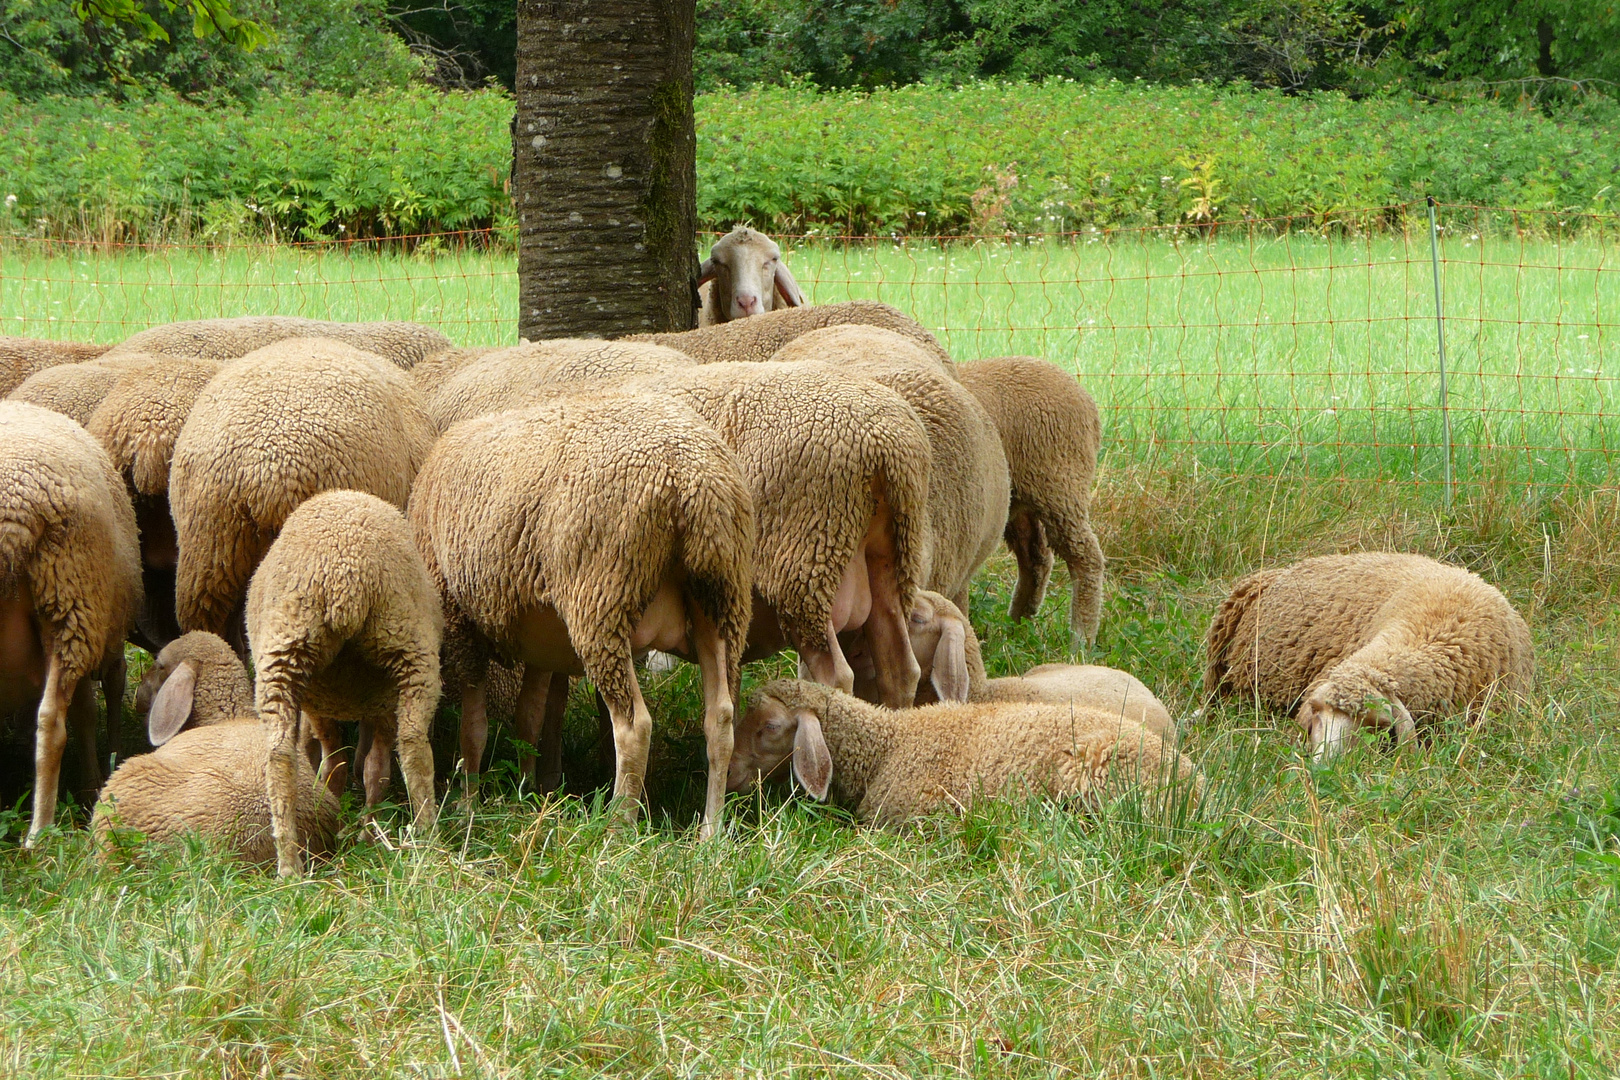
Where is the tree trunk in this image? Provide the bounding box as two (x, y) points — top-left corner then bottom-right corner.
(513, 0), (697, 340)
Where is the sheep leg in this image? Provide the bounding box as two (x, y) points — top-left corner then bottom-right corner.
(99, 649), (126, 771)
(362, 728), (394, 810)
(690, 604), (734, 840)
(26, 651), (74, 848)
(1047, 514), (1105, 650)
(68, 675), (102, 802)
(512, 665), (550, 789)
(392, 656), (441, 834)
(603, 659), (652, 826)
(306, 711), (349, 797)
(862, 542), (921, 709)
(1005, 507), (1053, 622)
(797, 619), (856, 694)
(262, 699), (305, 878)
(537, 673), (569, 795)
(458, 678), (489, 799)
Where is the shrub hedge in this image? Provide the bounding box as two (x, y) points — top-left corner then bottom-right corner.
(1, 81), (1614, 241)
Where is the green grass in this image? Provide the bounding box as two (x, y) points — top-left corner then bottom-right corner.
(2, 239), (1619, 1076)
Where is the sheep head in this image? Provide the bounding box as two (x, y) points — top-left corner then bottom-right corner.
(1296, 665), (1415, 760)
(698, 225), (805, 323)
(727, 686), (832, 800)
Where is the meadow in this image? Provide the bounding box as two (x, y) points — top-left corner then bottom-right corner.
(1, 234), (1618, 1076)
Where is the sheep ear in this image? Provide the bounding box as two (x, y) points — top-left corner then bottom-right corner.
(147, 661), (197, 746)
(791, 710), (832, 801)
(697, 257), (718, 287)
(931, 618), (970, 702)
(773, 260), (805, 307)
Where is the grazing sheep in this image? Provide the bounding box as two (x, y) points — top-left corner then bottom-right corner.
(168, 338), (435, 649)
(771, 325), (1009, 610)
(628, 300), (952, 369)
(247, 490), (442, 877)
(104, 316), (451, 369)
(0, 402), (142, 845)
(405, 345), (503, 402)
(1204, 552), (1535, 758)
(85, 355), (223, 651)
(728, 679), (1201, 826)
(6, 353), (168, 426)
(410, 394), (754, 836)
(92, 718), (339, 868)
(957, 357), (1106, 647)
(855, 590), (1175, 740)
(696, 225), (805, 326)
(0, 335), (110, 397)
(137, 630), (256, 746)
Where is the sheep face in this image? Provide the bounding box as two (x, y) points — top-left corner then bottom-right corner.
(906, 592), (970, 704)
(1296, 682), (1415, 760)
(699, 227), (805, 322)
(727, 691), (831, 800)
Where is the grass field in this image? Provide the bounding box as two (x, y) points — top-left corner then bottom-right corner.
(2, 238), (1619, 1076)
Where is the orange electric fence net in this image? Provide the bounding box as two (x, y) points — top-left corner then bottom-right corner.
(2, 202), (1614, 490)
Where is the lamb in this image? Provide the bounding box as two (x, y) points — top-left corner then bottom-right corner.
(168, 338), (436, 649)
(1204, 552), (1535, 758)
(0, 402), (142, 846)
(770, 325), (1009, 611)
(410, 394), (755, 837)
(857, 590), (1176, 740)
(0, 335), (111, 397)
(104, 316), (451, 370)
(85, 355), (223, 650)
(728, 679), (1201, 826)
(696, 225), (805, 326)
(627, 300), (952, 369)
(137, 630), (256, 746)
(92, 718), (339, 868)
(247, 490), (442, 877)
(956, 356), (1106, 647)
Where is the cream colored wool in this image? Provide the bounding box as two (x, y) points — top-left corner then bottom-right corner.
(93, 718), (338, 867)
(628, 300), (952, 370)
(729, 679), (1201, 826)
(956, 356), (1106, 647)
(169, 338), (436, 641)
(105, 316), (450, 369)
(6, 353), (180, 427)
(0, 335), (110, 397)
(771, 325), (1008, 609)
(0, 401), (142, 845)
(405, 345), (503, 401)
(247, 490), (442, 876)
(136, 630), (256, 742)
(1205, 551), (1535, 757)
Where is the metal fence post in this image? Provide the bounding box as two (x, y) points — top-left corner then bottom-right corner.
(1426, 196), (1453, 505)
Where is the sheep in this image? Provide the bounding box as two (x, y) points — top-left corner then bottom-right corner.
(410, 394), (755, 837)
(855, 590), (1176, 740)
(405, 345), (503, 402)
(770, 325), (1009, 611)
(627, 300), (952, 369)
(5, 353), (174, 427)
(0, 401), (142, 845)
(168, 338), (435, 650)
(1204, 552), (1535, 759)
(247, 490), (442, 877)
(728, 679), (1201, 826)
(696, 225), (805, 326)
(137, 630), (256, 746)
(956, 356), (1106, 648)
(104, 316), (451, 370)
(92, 718), (339, 868)
(0, 335), (110, 397)
(84, 355), (223, 651)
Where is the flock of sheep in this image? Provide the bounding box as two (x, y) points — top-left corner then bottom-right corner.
(0, 225), (1535, 878)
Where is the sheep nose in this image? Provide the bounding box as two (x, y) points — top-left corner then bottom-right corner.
(733, 292), (760, 315)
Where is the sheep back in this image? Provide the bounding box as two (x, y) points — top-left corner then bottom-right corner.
(0, 335), (110, 397)
(627, 301), (952, 371)
(105, 316), (450, 369)
(86, 355), (223, 496)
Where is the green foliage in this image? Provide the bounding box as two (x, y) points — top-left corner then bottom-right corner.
(74, 0), (269, 52)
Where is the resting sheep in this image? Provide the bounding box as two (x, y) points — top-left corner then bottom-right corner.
(628, 300), (952, 369)
(104, 316), (451, 370)
(0, 335), (110, 397)
(1204, 552), (1534, 758)
(137, 630), (256, 746)
(0, 402), (142, 845)
(696, 225), (805, 326)
(246, 490), (442, 877)
(410, 394), (754, 837)
(93, 718), (339, 868)
(168, 338), (435, 649)
(728, 679), (1201, 826)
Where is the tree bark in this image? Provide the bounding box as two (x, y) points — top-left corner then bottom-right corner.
(513, 0), (697, 340)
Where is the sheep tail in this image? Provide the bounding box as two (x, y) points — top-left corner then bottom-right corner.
(1203, 568), (1277, 695)
(0, 519), (38, 582)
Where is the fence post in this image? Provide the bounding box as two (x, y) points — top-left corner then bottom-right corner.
(1426, 196), (1453, 505)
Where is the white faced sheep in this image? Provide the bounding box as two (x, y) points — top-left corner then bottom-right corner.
(246, 489), (443, 877)
(410, 394), (755, 837)
(855, 590), (1176, 740)
(770, 325), (1010, 613)
(696, 225), (806, 326)
(1204, 552), (1534, 759)
(85, 354), (223, 651)
(0, 401), (142, 845)
(0, 335), (111, 397)
(728, 679), (1201, 827)
(628, 300), (952, 369)
(137, 630), (256, 747)
(93, 718), (339, 868)
(168, 338), (436, 651)
(956, 356), (1106, 648)
(104, 316), (451, 370)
